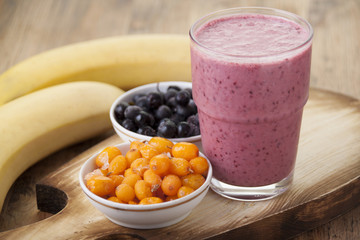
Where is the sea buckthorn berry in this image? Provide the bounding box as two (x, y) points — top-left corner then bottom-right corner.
(149, 154), (171, 176)
(125, 148), (142, 166)
(165, 195), (178, 201)
(139, 144), (160, 160)
(169, 157), (191, 176)
(115, 183), (136, 203)
(124, 168), (138, 177)
(139, 197), (163, 205)
(181, 173), (205, 190)
(107, 196), (122, 203)
(84, 169), (104, 182)
(148, 137), (174, 154)
(95, 146), (122, 168)
(172, 142), (199, 161)
(143, 169), (162, 192)
(100, 168), (109, 176)
(161, 174), (182, 196)
(134, 180), (153, 200)
(128, 200), (139, 205)
(177, 186), (194, 198)
(108, 155), (127, 175)
(130, 140), (145, 150)
(154, 187), (166, 199)
(86, 175), (115, 197)
(189, 156), (209, 175)
(109, 174), (124, 187)
(130, 158), (149, 177)
(122, 173), (142, 188)
(95, 152), (110, 169)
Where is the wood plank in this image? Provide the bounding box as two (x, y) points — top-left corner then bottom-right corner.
(0, 88), (359, 239)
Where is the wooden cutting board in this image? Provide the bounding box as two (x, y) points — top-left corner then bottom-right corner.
(0, 88), (359, 240)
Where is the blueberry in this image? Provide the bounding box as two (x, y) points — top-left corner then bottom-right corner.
(155, 105), (172, 120)
(121, 119), (137, 132)
(164, 89), (178, 102)
(157, 119), (177, 138)
(177, 121), (192, 138)
(114, 102), (129, 121)
(175, 90), (191, 106)
(135, 96), (150, 111)
(187, 113), (199, 126)
(167, 85), (181, 92)
(166, 96), (177, 109)
(134, 111), (154, 127)
(137, 126), (156, 136)
(170, 113), (185, 124)
(158, 118), (171, 126)
(187, 100), (197, 115)
(175, 104), (192, 118)
(184, 88), (193, 99)
(147, 92), (163, 109)
(132, 93), (146, 103)
(189, 122), (200, 136)
(124, 105), (142, 121)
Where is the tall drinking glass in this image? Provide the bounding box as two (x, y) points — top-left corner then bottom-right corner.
(190, 7), (313, 200)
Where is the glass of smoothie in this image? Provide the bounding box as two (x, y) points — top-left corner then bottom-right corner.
(189, 7), (313, 201)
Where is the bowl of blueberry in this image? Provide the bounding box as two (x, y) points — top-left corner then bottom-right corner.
(110, 81), (201, 146)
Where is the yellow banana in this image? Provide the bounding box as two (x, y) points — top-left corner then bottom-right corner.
(0, 34), (191, 105)
(0, 81), (124, 210)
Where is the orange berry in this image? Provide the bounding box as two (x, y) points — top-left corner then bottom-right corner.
(189, 156), (209, 175)
(130, 158), (149, 177)
(108, 174), (124, 187)
(86, 175), (115, 197)
(130, 140), (146, 150)
(149, 154), (171, 176)
(122, 173), (142, 188)
(143, 169), (162, 192)
(139, 144), (160, 160)
(125, 148), (142, 166)
(148, 137), (174, 154)
(165, 195), (178, 201)
(128, 199), (139, 205)
(84, 169), (104, 182)
(161, 174), (182, 196)
(177, 186), (194, 198)
(100, 168), (109, 176)
(124, 168), (138, 177)
(169, 157), (191, 176)
(95, 146), (122, 168)
(134, 180), (153, 200)
(115, 183), (135, 203)
(181, 173), (205, 190)
(108, 155), (127, 175)
(107, 196), (122, 203)
(154, 187), (166, 199)
(172, 142), (199, 161)
(139, 197), (163, 205)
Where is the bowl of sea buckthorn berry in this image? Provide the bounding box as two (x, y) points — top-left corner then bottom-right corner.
(79, 137), (212, 229)
(109, 82), (201, 148)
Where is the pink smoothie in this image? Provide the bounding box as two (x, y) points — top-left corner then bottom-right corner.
(190, 14), (312, 187)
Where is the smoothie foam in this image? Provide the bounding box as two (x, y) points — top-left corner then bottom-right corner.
(191, 14), (312, 187)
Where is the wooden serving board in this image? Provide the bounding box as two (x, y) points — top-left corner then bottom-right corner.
(1, 88), (359, 240)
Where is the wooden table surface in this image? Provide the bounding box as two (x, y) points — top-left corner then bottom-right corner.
(0, 0), (359, 239)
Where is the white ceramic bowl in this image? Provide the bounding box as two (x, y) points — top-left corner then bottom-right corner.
(109, 81), (201, 148)
(79, 142), (212, 229)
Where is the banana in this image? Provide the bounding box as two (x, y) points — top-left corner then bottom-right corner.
(0, 34), (191, 105)
(0, 81), (124, 210)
